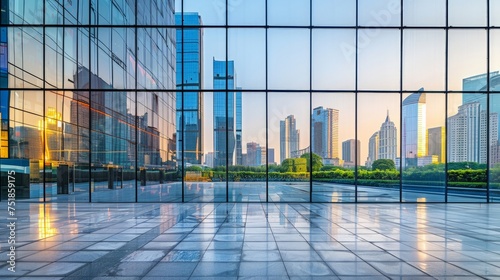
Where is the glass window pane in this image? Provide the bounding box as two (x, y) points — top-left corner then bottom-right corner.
(268, 0), (310, 26)
(491, 31), (500, 92)
(45, 28), (64, 89)
(358, 29), (400, 90)
(491, 0), (500, 27)
(490, 93), (500, 202)
(9, 27), (44, 89)
(312, 0), (356, 26)
(228, 0), (265, 26)
(268, 29), (310, 90)
(449, 0), (487, 26)
(229, 92), (266, 202)
(228, 28), (266, 90)
(312, 29), (355, 90)
(447, 93), (487, 202)
(183, 0), (226, 26)
(448, 30), (487, 92)
(312, 92), (355, 202)
(268, 92), (310, 202)
(138, 28), (175, 90)
(137, 92), (180, 202)
(402, 92), (445, 202)
(358, 92), (400, 202)
(358, 0), (401, 27)
(90, 28), (136, 90)
(403, 29), (445, 91)
(403, 0), (445, 26)
(90, 92), (136, 202)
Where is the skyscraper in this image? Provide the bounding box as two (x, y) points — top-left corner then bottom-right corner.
(245, 142), (262, 167)
(366, 131), (379, 168)
(236, 88), (243, 165)
(268, 148), (276, 165)
(342, 139), (360, 167)
(176, 13), (204, 164)
(280, 115), (300, 163)
(402, 89), (427, 168)
(428, 127), (445, 163)
(312, 106), (339, 159)
(213, 59), (241, 167)
(448, 102), (498, 163)
(379, 111), (398, 162)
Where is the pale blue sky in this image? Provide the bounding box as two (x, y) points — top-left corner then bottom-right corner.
(176, 0), (500, 164)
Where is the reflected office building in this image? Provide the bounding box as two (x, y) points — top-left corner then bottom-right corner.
(175, 12), (204, 165)
(0, 0), (177, 202)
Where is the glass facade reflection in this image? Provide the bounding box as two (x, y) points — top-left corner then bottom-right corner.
(1, 0), (500, 203)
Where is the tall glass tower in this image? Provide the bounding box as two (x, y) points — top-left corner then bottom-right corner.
(213, 59), (236, 167)
(402, 89), (426, 168)
(312, 106), (339, 160)
(176, 13), (204, 165)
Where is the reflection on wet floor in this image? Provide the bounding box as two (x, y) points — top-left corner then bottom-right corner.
(1, 202), (500, 278)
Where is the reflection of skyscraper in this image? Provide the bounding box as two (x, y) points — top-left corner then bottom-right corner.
(213, 59), (240, 167)
(175, 13), (204, 164)
(379, 111), (397, 162)
(428, 127), (445, 163)
(312, 106), (339, 159)
(366, 132), (379, 167)
(280, 115), (300, 163)
(402, 89), (426, 168)
(342, 139), (360, 167)
(448, 102), (498, 163)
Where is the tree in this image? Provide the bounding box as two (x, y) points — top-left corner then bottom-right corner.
(300, 153), (323, 172)
(372, 159), (396, 171)
(281, 158), (307, 172)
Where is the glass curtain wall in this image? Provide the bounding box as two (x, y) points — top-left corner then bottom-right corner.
(1, 0), (500, 203)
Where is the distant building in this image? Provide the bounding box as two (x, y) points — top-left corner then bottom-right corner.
(204, 152), (214, 168)
(213, 59), (241, 167)
(245, 142), (262, 167)
(417, 155), (439, 167)
(342, 139), (360, 167)
(428, 127), (445, 163)
(448, 102), (498, 163)
(267, 148), (276, 165)
(366, 132), (379, 168)
(236, 88), (242, 165)
(312, 106), (339, 159)
(291, 147), (310, 158)
(379, 111), (398, 162)
(402, 89), (427, 168)
(280, 115), (300, 163)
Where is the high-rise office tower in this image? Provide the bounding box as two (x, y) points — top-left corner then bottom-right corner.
(428, 127), (446, 163)
(280, 115), (300, 163)
(402, 89), (427, 168)
(245, 142), (262, 167)
(176, 12), (204, 164)
(213, 59), (241, 167)
(236, 88), (242, 165)
(448, 102), (498, 163)
(312, 106), (339, 159)
(268, 148), (276, 165)
(366, 132), (379, 167)
(342, 139), (360, 167)
(379, 111), (398, 162)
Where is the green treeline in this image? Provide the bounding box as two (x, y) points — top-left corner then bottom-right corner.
(184, 157), (500, 189)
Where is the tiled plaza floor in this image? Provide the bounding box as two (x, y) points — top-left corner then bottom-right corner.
(1, 202), (500, 279)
